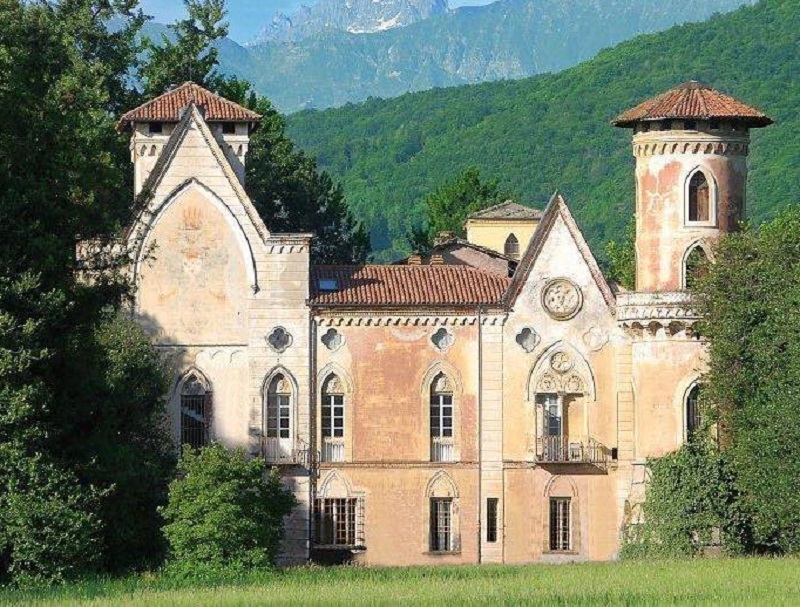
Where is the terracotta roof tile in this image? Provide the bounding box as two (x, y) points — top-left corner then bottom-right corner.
(468, 200), (544, 220)
(613, 81), (772, 128)
(118, 82), (261, 130)
(310, 265), (509, 307)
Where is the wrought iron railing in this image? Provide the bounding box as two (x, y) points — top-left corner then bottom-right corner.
(431, 436), (455, 462)
(263, 437), (314, 467)
(537, 436), (608, 465)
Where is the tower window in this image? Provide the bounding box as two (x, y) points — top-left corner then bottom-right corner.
(504, 233), (520, 259)
(684, 120), (697, 131)
(688, 171), (711, 223)
(686, 384), (703, 439)
(148, 122), (163, 134)
(684, 246), (709, 289)
(222, 122), (236, 135)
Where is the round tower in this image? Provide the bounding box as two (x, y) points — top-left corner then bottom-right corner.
(613, 81), (772, 293)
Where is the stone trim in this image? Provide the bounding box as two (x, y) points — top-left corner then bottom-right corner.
(314, 314), (507, 327)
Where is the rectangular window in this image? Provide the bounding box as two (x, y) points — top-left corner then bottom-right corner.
(487, 498), (498, 543)
(180, 393), (209, 450)
(314, 498), (363, 547)
(267, 393), (291, 439)
(322, 394), (345, 438)
(222, 122), (236, 134)
(430, 498), (453, 552)
(430, 394), (453, 438)
(148, 121), (163, 134)
(549, 497), (571, 552)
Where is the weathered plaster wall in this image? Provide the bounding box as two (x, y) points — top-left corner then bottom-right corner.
(466, 219), (539, 257)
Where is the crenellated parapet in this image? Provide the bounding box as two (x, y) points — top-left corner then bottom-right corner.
(616, 291), (700, 339)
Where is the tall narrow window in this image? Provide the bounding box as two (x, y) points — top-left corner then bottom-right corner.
(265, 374), (293, 461)
(684, 246), (709, 290)
(549, 497), (571, 552)
(688, 171), (711, 222)
(180, 373), (211, 450)
(504, 233), (520, 259)
(487, 498), (499, 543)
(686, 384), (702, 439)
(322, 375), (345, 463)
(536, 393), (562, 461)
(430, 373), (454, 462)
(430, 498), (453, 552)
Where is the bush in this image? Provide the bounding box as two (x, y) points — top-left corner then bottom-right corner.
(160, 444), (296, 573)
(620, 441), (751, 559)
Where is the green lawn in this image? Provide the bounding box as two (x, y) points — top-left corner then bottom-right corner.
(3, 559), (799, 606)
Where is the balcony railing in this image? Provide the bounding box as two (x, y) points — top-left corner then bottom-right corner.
(321, 437), (345, 463)
(263, 437), (313, 467)
(537, 436), (608, 466)
(431, 436), (454, 462)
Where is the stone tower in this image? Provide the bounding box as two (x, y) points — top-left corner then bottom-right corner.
(613, 81), (772, 292)
(118, 82), (261, 196)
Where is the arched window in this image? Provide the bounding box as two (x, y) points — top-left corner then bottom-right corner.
(684, 245), (709, 289)
(504, 233), (520, 259)
(686, 384), (702, 439)
(180, 372), (211, 450)
(688, 171), (711, 222)
(430, 373), (454, 462)
(265, 373), (293, 462)
(321, 374), (345, 463)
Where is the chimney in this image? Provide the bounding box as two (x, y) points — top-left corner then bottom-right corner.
(408, 254), (423, 265)
(434, 231), (455, 247)
(430, 254), (445, 265)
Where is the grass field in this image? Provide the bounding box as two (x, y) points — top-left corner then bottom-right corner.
(2, 559), (799, 606)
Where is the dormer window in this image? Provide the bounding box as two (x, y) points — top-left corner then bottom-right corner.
(148, 122), (163, 134)
(222, 122), (236, 135)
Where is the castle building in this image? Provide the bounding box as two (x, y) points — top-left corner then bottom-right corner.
(117, 80), (771, 565)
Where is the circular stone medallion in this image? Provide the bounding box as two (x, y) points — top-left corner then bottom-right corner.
(541, 279), (583, 320)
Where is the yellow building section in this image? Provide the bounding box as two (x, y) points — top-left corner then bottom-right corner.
(464, 201), (543, 259)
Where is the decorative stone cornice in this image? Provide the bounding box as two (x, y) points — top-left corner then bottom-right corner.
(631, 131), (750, 159)
(617, 291), (701, 339)
(315, 313), (507, 327)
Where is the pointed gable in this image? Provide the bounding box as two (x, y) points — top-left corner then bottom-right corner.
(505, 193), (615, 312)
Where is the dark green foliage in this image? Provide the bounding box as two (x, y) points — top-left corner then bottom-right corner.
(141, 0), (228, 97)
(693, 205), (800, 553)
(605, 217), (636, 289)
(161, 444), (297, 572)
(410, 167), (508, 252)
(286, 0), (800, 261)
(621, 443), (750, 559)
(0, 0), (174, 583)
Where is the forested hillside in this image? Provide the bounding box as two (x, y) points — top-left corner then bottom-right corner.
(286, 0), (799, 260)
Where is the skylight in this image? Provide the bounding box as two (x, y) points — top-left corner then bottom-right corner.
(318, 279), (338, 291)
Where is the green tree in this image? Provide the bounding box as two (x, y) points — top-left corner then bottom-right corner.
(410, 166), (507, 252)
(141, 0), (228, 97)
(605, 216), (636, 289)
(161, 444), (297, 572)
(693, 205), (800, 553)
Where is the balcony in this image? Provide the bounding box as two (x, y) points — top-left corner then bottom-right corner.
(263, 437), (313, 467)
(536, 436), (608, 467)
(321, 437), (345, 463)
(431, 436), (455, 462)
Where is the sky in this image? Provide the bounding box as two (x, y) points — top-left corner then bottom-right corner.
(139, 0), (497, 43)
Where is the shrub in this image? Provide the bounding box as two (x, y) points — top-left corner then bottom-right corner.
(160, 444), (297, 572)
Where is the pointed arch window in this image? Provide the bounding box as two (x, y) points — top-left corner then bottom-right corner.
(686, 384), (703, 440)
(265, 373), (293, 462)
(504, 233), (520, 259)
(688, 171), (712, 223)
(180, 373), (211, 450)
(430, 373), (454, 462)
(321, 374), (345, 463)
(684, 245), (709, 289)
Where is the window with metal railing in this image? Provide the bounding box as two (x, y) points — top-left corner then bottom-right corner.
(549, 497), (571, 552)
(322, 375), (345, 462)
(430, 498), (454, 552)
(314, 497), (364, 548)
(180, 373), (211, 450)
(430, 373), (454, 462)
